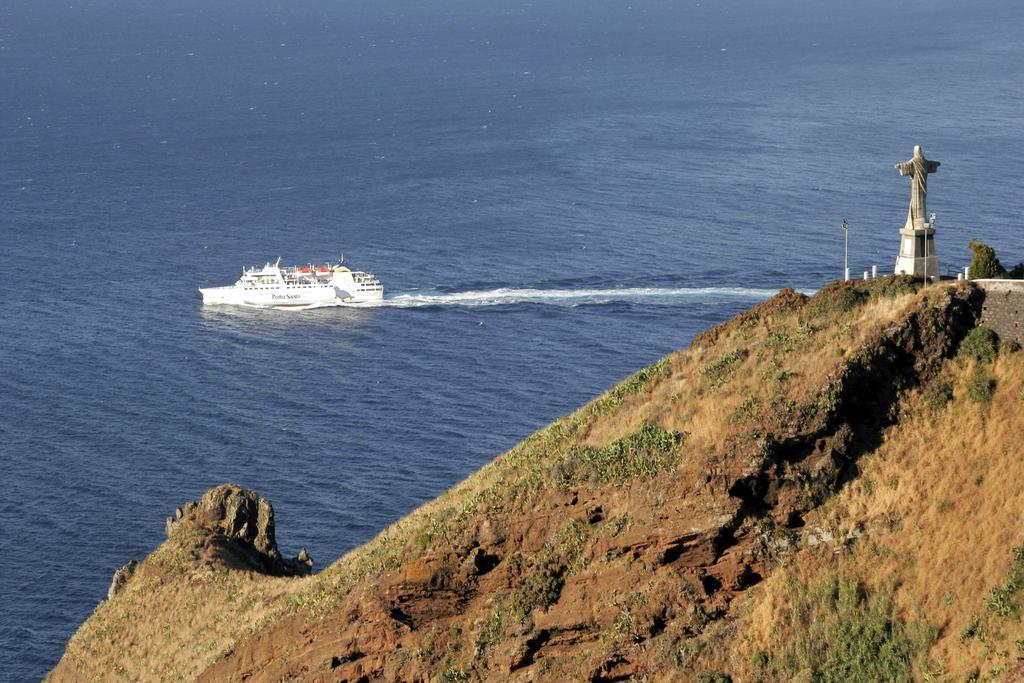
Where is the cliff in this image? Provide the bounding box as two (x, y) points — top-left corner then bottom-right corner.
(50, 278), (1024, 682)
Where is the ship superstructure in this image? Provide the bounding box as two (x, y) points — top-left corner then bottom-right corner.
(200, 257), (383, 309)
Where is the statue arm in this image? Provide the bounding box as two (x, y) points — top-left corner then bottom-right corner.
(895, 161), (912, 176)
(927, 160), (940, 173)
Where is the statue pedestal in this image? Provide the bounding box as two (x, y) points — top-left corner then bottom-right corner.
(894, 226), (939, 278)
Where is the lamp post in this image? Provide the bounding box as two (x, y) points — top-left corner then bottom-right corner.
(925, 212), (936, 285)
(842, 218), (849, 281)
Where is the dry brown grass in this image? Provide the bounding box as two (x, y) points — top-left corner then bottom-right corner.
(53, 523), (304, 682)
(736, 349), (1024, 680)
(583, 287), (921, 455)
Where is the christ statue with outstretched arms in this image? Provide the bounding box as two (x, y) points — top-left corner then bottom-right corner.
(895, 145), (940, 230)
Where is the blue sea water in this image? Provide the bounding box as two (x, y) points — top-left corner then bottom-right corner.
(2, 0), (1024, 678)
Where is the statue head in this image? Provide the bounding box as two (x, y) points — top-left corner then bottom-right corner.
(913, 145), (923, 158)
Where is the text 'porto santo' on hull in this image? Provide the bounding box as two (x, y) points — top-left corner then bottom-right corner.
(199, 257), (384, 309)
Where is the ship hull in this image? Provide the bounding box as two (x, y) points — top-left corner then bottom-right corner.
(200, 269), (384, 309)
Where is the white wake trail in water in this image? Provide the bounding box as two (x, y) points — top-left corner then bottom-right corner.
(350, 286), (804, 308)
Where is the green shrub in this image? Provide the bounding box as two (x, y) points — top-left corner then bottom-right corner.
(701, 349), (748, 386)
(551, 518), (590, 572)
(863, 275), (920, 300)
(609, 602), (638, 641)
(765, 324), (818, 353)
(809, 281), (868, 317)
(807, 276), (921, 319)
(550, 423), (685, 488)
(966, 367), (995, 405)
(984, 547), (1024, 619)
(474, 604), (505, 652)
(591, 356), (671, 415)
(437, 667), (469, 683)
(923, 380), (954, 411)
(985, 585), (1016, 618)
(511, 564), (565, 622)
(960, 614), (982, 642)
(757, 575), (934, 682)
(729, 396), (761, 424)
(968, 240), (1007, 279)
(958, 327), (999, 364)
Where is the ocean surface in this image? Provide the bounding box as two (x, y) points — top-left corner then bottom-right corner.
(2, 0), (1023, 678)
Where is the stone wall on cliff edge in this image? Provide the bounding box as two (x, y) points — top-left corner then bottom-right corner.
(977, 279), (1024, 345)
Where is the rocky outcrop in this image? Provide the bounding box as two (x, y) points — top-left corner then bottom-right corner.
(165, 484), (313, 577)
(106, 560), (138, 601)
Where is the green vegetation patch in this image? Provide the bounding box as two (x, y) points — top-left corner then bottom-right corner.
(960, 614), (983, 643)
(474, 524), (586, 642)
(965, 367), (995, 406)
(861, 275), (921, 300)
(729, 396), (761, 424)
(984, 547), (1024, 619)
(808, 276), (920, 319)
(474, 601), (506, 654)
(550, 423), (686, 488)
(700, 349), (748, 387)
(437, 667), (469, 683)
(958, 326), (1000, 364)
(549, 518), (591, 573)
(922, 379), (954, 411)
(753, 575), (935, 682)
(604, 513), (632, 538)
(765, 324), (820, 354)
(969, 240), (1007, 279)
(510, 564), (566, 623)
(605, 590), (651, 644)
(809, 281), (868, 317)
(590, 356), (672, 415)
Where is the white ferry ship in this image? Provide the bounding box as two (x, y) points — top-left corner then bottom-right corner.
(199, 257), (383, 309)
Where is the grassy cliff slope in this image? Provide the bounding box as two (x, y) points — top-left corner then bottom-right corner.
(51, 278), (1024, 682)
